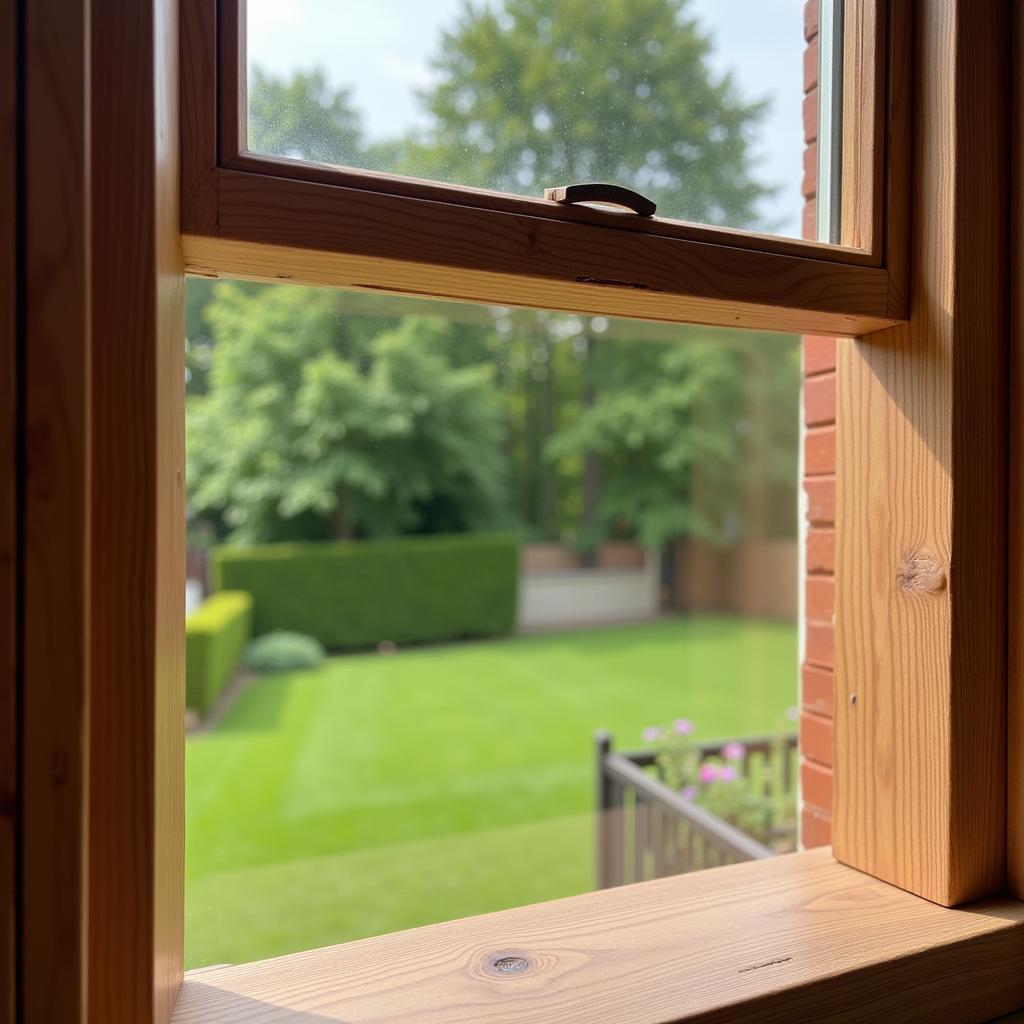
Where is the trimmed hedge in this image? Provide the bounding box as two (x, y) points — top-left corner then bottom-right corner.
(211, 534), (518, 650)
(186, 591), (253, 713)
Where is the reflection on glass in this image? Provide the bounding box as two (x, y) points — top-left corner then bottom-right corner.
(184, 279), (800, 967)
(245, 0), (821, 237)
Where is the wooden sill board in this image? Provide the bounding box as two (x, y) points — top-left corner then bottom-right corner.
(171, 849), (1024, 1023)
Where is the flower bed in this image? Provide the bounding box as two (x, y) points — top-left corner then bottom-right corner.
(595, 720), (798, 888)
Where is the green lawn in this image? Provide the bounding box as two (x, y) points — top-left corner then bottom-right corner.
(185, 615), (796, 967)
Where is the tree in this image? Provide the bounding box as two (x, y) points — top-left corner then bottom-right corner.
(249, 67), (365, 167)
(544, 336), (799, 549)
(187, 285), (508, 543)
(412, 0), (774, 226)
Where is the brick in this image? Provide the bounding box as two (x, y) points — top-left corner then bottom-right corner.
(804, 478), (835, 526)
(801, 758), (833, 814)
(801, 805), (832, 848)
(804, 0), (819, 42)
(802, 142), (818, 198)
(802, 197), (816, 241)
(801, 663), (834, 717)
(800, 709), (834, 767)
(806, 621), (834, 670)
(803, 335), (836, 375)
(806, 527), (835, 572)
(804, 425), (836, 476)
(804, 371), (835, 427)
(803, 90), (818, 144)
(804, 38), (819, 93)
(806, 575), (834, 621)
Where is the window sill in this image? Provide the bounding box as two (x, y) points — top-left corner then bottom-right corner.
(171, 849), (1024, 1023)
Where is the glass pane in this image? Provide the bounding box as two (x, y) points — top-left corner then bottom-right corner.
(184, 277), (800, 968)
(244, 0), (836, 240)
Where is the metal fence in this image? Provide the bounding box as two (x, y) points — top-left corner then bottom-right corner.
(595, 731), (798, 889)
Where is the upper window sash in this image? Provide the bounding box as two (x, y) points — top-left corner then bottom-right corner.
(181, 0), (909, 337)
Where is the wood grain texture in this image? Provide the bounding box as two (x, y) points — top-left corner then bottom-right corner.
(180, 0), (218, 233)
(89, 0), (185, 1020)
(840, 0), (885, 256)
(170, 850), (1024, 1024)
(0, 0), (16, 1019)
(186, 169), (899, 336)
(1008, 0), (1024, 902)
(22, 0), (92, 1019)
(835, 0), (1009, 906)
(229, 151), (883, 267)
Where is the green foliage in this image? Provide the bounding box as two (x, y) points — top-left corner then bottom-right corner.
(244, 631), (325, 673)
(249, 67), (364, 168)
(187, 4), (796, 549)
(645, 718), (796, 846)
(410, 0), (774, 226)
(186, 591), (253, 713)
(185, 616), (797, 965)
(545, 336), (800, 549)
(212, 534), (519, 649)
(186, 285), (509, 542)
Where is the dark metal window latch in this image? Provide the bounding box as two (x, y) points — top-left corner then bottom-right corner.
(543, 183), (657, 218)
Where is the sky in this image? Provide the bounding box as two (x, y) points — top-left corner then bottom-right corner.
(247, 1), (806, 237)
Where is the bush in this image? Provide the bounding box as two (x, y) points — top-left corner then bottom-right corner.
(186, 591), (253, 713)
(212, 534), (518, 649)
(244, 631), (325, 673)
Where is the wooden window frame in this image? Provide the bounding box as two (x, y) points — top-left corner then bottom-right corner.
(9, 0), (1024, 1022)
(180, 0), (909, 337)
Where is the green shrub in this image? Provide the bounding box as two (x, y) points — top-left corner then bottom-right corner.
(212, 534), (518, 649)
(186, 591), (253, 713)
(244, 631), (325, 673)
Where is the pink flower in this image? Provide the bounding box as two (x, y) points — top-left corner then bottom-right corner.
(680, 785), (697, 801)
(673, 718), (695, 736)
(723, 741), (746, 761)
(642, 726), (661, 743)
(719, 765), (738, 782)
(699, 763), (719, 784)
(784, 706), (799, 721)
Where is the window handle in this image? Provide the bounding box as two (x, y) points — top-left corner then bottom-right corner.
(544, 182), (657, 218)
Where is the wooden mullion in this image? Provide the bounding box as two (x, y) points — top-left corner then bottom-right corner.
(89, 0), (186, 1020)
(21, 0), (92, 1019)
(835, 0), (1010, 906)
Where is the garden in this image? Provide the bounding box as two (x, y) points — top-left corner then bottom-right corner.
(185, 615), (796, 968)
(182, 0), (803, 971)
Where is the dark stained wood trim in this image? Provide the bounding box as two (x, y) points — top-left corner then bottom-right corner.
(89, 0), (185, 1020)
(21, 0), (92, 1019)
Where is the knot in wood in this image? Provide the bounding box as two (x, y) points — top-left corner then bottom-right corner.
(897, 553), (946, 594)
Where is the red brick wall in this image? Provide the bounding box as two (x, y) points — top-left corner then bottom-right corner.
(800, 0), (834, 848)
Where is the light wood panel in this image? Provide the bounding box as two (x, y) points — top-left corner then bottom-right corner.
(89, 0), (186, 1020)
(21, 0), (92, 1020)
(171, 849), (1024, 1024)
(0, 0), (17, 1019)
(835, 0), (1009, 906)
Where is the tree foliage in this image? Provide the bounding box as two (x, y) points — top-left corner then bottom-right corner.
(187, 1), (798, 550)
(412, 0), (773, 225)
(544, 337), (799, 549)
(187, 286), (508, 542)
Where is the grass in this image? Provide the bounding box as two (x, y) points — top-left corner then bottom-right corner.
(185, 615), (797, 967)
